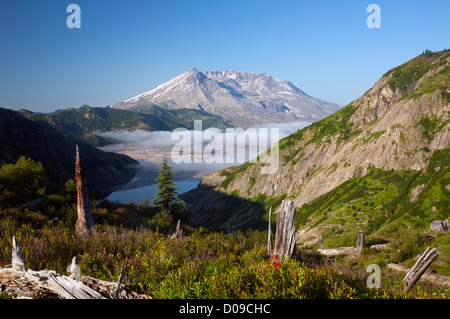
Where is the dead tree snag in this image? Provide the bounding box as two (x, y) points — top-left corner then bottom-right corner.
(273, 200), (296, 260)
(75, 145), (95, 237)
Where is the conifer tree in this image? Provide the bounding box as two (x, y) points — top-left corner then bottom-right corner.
(153, 155), (180, 212)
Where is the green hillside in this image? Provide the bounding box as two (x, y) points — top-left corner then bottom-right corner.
(296, 149), (449, 243)
(18, 105), (231, 146)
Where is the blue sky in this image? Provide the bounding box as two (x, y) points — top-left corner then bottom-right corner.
(0, 0), (449, 113)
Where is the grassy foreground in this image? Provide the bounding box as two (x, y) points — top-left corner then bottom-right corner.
(0, 202), (447, 299)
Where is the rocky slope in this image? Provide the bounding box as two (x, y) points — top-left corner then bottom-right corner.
(181, 50), (450, 232)
(0, 107), (139, 197)
(112, 69), (340, 127)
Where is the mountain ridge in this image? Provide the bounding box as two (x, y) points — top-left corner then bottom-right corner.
(180, 50), (450, 234)
(18, 105), (232, 146)
(0, 107), (139, 197)
(113, 69), (340, 127)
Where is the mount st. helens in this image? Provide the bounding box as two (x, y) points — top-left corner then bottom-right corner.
(113, 69), (340, 127)
(180, 51), (450, 240)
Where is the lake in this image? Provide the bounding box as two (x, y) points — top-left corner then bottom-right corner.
(106, 179), (201, 204)
(101, 120), (311, 204)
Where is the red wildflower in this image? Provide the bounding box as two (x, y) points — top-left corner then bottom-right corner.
(273, 254), (279, 260)
(273, 262), (282, 270)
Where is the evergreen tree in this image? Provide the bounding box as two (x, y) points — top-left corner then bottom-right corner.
(153, 155), (180, 212)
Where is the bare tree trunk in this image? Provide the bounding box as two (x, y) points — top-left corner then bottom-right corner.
(318, 234), (324, 249)
(267, 207), (273, 257)
(403, 246), (438, 292)
(171, 220), (184, 240)
(356, 230), (364, 256)
(12, 235), (25, 271)
(111, 267), (126, 299)
(75, 145), (95, 237)
(273, 200), (296, 259)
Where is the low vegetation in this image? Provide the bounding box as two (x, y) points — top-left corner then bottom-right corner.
(279, 103), (359, 154)
(0, 203), (443, 299)
(0, 156), (448, 299)
(385, 50), (450, 100)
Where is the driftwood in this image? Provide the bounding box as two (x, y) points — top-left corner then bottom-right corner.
(75, 145), (95, 237)
(0, 236), (148, 299)
(273, 200), (296, 259)
(402, 246), (438, 292)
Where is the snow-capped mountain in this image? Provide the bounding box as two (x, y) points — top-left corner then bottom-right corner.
(112, 68), (340, 126)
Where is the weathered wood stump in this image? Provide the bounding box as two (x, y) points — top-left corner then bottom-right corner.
(171, 220), (184, 240)
(273, 200), (296, 259)
(267, 207), (273, 257)
(318, 234), (324, 249)
(356, 230), (364, 256)
(12, 235), (25, 271)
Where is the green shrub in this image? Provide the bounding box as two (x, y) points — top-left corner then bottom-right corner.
(0, 156), (48, 205)
(146, 209), (173, 233)
(391, 229), (430, 263)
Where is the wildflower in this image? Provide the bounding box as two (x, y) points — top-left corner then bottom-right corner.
(273, 254), (279, 260)
(273, 262), (282, 270)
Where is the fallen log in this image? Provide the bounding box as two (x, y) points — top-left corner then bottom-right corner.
(0, 236), (148, 299)
(316, 247), (357, 257)
(0, 267), (148, 299)
(387, 262), (449, 288)
(403, 246), (438, 292)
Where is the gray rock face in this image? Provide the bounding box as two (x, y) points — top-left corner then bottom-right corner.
(113, 69), (340, 126)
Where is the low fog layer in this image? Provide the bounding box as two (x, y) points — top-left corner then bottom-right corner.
(97, 121), (310, 187)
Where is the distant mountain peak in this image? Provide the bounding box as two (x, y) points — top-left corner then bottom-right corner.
(113, 69), (340, 126)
